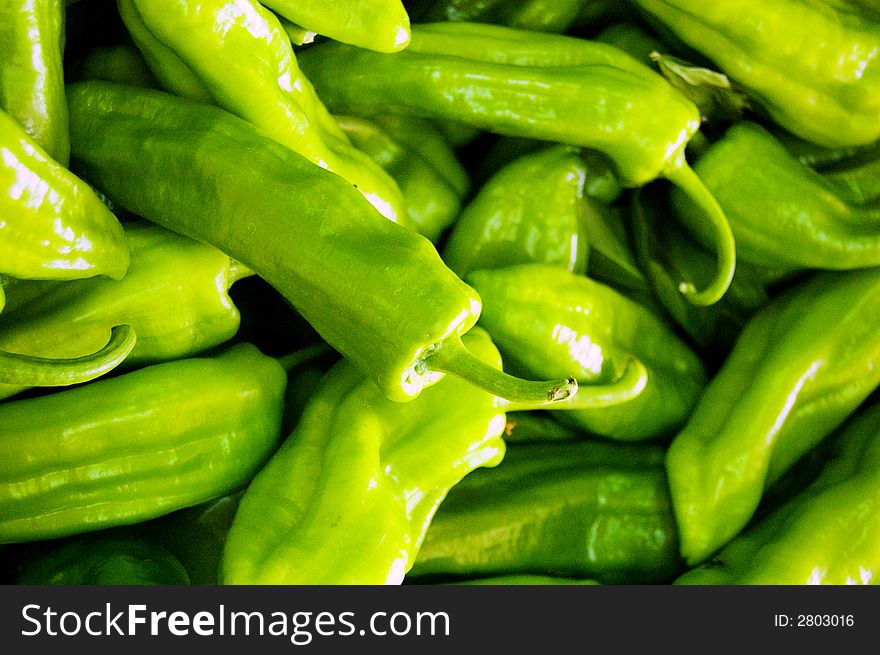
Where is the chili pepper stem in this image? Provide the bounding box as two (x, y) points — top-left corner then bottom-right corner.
(423, 334), (578, 405)
(0, 324), (137, 386)
(663, 151), (736, 307)
(498, 356), (649, 412)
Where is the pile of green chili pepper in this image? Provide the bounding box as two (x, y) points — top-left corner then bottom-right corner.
(2, 0), (879, 587)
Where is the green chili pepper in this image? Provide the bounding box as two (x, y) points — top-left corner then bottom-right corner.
(442, 145), (591, 278)
(0, 0), (69, 165)
(408, 440), (682, 584)
(118, 0), (405, 223)
(673, 121), (880, 272)
(367, 114), (471, 199)
(466, 264), (706, 441)
(676, 398), (880, 585)
(261, 0), (411, 52)
(221, 329), (508, 585)
(336, 115), (464, 242)
(73, 44), (159, 88)
(628, 0), (880, 148)
(221, 327), (638, 584)
(1, 107), (129, 281)
(630, 186), (791, 355)
(0, 342), (286, 544)
(297, 21), (736, 306)
(16, 531), (191, 585)
(666, 268), (880, 566)
(412, 0), (609, 34)
(66, 80), (578, 406)
(0, 222), (251, 400)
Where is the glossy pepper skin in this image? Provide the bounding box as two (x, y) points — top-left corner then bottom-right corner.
(408, 440), (682, 584)
(260, 0), (411, 52)
(221, 330), (508, 585)
(118, 0), (405, 224)
(297, 20), (737, 306)
(630, 186), (789, 356)
(0, 343), (286, 544)
(16, 531), (191, 585)
(442, 145), (591, 278)
(66, 81), (576, 406)
(673, 121), (880, 272)
(666, 268), (880, 566)
(0, 0), (69, 165)
(0, 222), (251, 400)
(676, 399), (880, 585)
(466, 264), (706, 441)
(629, 0), (880, 148)
(0, 107), (129, 281)
(336, 115), (464, 242)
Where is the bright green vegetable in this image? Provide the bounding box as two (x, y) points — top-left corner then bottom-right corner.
(0, 343), (287, 544)
(298, 21), (737, 306)
(666, 268), (880, 565)
(118, 0), (405, 223)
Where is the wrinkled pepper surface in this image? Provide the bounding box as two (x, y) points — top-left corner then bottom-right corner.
(409, 440), (682, 584)
(676, 399), (880, 585)
(221, 330), (509, 585)
(0, 343), (286, 544)
(118, 0), (405, 223)
(297, 20), (737, 305)
(673, 121), (880, 272)
(1, 107), (129, 281)
(66, 80), (576, 406)
(629, 0), (880, 148)
(466, 264), (707, 441)
(0, 0), (69, 164)
(221, 328), (637, 584)
(442, 145), (591, 278)
(666, 268), (880, 565)
(0, 222), (251, 399)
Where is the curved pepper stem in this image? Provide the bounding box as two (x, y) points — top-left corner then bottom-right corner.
(423, 334), (578, 406)
(663, 150), (736, 307)
(0, 324), (137, 387)
(499, 356), (649, 413)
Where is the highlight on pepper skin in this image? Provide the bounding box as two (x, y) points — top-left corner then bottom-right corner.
(1, 0), (879, 589)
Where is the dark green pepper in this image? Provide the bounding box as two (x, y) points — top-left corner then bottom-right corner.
(118, 0), (405, 223)
(666, 268), (880, 565)
(676, 398), (880, 585)
(629, 0), (880, 147)
(0, 221), (251, 400)
(1, 107), (129, 281)
(297, 21), (737, 306)
(66, 80), (577, 406)
(673, 121), (880, 272)
(630, 185), (792, 355)
(466, 264), (706, 441)
(0, 0), (69, 164)
(0, 342), (286, 544)
(408, 440), (682, 584)
(16, 531), (191, 585)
